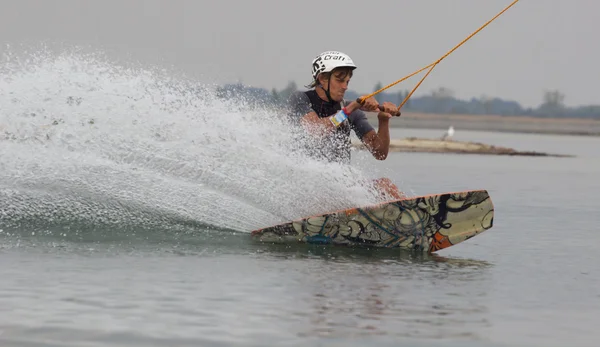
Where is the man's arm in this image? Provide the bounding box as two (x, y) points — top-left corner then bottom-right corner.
(301, 99), (376, 136)
(361, 118), (391, 160)
(300, 112), (337, 136)
(287, 92), (335, 136)
(351, 101), (398, 160)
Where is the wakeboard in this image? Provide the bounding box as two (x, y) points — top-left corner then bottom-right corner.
(251, 189), (494, 253)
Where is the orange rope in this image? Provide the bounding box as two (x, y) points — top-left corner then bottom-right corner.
(359, 0), (520, 109)
(400, 62), (438, 109)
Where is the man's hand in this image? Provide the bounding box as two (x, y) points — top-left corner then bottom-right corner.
(379, 101), (401, 117)
(346, 96), (380, 113)
(347, 97), (401, 116)
(357, 96), (380, 112)
(377, 111), (392, 122)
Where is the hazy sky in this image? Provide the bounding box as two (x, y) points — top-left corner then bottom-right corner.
(1, 0), (597, 108)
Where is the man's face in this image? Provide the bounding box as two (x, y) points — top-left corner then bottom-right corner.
(320, 69), (352, 102)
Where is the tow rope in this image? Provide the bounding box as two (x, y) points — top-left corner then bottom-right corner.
(360, 0), (520, 112)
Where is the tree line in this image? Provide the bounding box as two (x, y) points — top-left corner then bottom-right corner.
(215, 81), (600, 120)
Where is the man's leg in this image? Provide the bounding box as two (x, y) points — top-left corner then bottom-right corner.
(373, 177), (406, 200)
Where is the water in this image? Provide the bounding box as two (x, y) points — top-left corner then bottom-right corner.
(0, 48), (387, 235)
(1, 50), (599, 347)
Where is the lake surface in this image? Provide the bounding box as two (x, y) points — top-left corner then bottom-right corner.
(1, 52), (598, 346)
(2, 127), (598, 347)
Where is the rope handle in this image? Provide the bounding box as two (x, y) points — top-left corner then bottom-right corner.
(354, 99), (401, 116)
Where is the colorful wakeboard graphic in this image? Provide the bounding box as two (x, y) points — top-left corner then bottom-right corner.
(251, 190), (494, 253)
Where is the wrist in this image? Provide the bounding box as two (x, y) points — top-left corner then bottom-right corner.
(346, 102), (360, 113)
(329, 109), (348, 127)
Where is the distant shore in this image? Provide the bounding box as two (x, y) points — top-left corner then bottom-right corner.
(353, 137), (573, 157)
(366, 112), (600, 137)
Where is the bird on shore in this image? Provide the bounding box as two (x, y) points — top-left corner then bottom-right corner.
(441, 126), (455, 141)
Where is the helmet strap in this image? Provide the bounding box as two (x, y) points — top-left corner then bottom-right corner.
(317, 78), (335, 104)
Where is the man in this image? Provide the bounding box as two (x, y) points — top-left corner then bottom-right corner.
(287, 50), (404, 200)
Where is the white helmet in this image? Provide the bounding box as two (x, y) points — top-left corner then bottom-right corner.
(311, 51), (357, 81)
